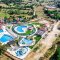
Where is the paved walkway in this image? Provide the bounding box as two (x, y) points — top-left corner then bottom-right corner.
(4, 21), (60, 60)
(25, 21), (60, 60)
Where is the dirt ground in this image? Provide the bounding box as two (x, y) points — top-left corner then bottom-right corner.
(0, 55), (12, 60)
(36, 6), (47, 18)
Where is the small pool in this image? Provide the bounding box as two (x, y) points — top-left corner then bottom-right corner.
(16, 47), (28, 56)
(0, 34), (14, 43)
(14, 26), (27, 33)
(0, 29), (3, 33)
(20, 38), (33, 45)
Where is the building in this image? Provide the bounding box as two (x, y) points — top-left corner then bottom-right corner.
(35, 27), (46, 36)
(44, 5), (56, 11)
(55, 0), (60, 8)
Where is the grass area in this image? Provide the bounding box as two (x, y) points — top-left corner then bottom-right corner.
(25, 30), (32, 35)
(34, 35), (41, 43)
(56, 46), (60, 60)
(32, 22), (44, 27)
(0, 3), (32, 18)
(22, 0), (29, 2)
(0, 12), (10, 18)
(29, 35), (41, 49)
(7, 26), (11, 29)
(20, 10), (29, 13)
(0, 9), (31, 18)
(20, 14), (31, 18)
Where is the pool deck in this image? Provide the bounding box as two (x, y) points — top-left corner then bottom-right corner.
(7, 47), (31, 59)
(19, 38), (35, 46)
(0, 24), (37, 60)
(0, 26), (15, 44)
(6, 28), (17, 38)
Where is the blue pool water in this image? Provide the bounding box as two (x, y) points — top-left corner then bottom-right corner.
(16, 47), (28, 56)
(20, 38), (33, 45)
(0, 29), (3, 33)
(0, 34), (13, 43)
(15, 26), (27, 33)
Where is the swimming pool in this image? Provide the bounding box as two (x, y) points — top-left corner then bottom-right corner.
(14, 26), (27, 33)
(16, 47), (28, 56)
(19, 38), (33, 45)
(0, 34), (14, 43)
(0, 29), (3, 33)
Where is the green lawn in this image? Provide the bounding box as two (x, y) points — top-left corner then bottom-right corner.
(29, 35), (41, 49)
(34, 35), (41, 43)
(32, 22), (44, 27)
(0, 11), (29, 18)
(25, 30), (32, 35)
(0, 12), (10, 18)
(45, 10), (60, 19)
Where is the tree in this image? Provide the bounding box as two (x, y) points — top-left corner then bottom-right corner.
(0, 43), (7, 56)
(4, 16), (8, 24)
(1, 0), (22, 4)
(0, 6), (2, 11)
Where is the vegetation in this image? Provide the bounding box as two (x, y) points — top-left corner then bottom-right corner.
(34, 35), (41, 43)
(0, 1), (35, 21)
(1, 0), (22, 4)
(50, 36), (60, 60)
(0, 43), (7, 56)
(25, 30), (32, 35)
(44, 45), (57, 59)
(56, 46), (60, 60)
(44, 10), (60, 20)
(33, 46), (39, 52)
(0, 12), (10, 18)
(32, 22), (44, 27)
(29, 35), (41, 49)
(12, 24), (36, 36)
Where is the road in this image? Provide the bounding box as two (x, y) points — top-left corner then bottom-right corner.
(25, 21), (60, 60)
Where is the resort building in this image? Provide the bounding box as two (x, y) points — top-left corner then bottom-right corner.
(44, 5), (56, 11)
(36, 27), (46, 36)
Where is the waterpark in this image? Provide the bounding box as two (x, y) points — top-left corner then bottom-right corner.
(0, 25), (15, 44)
(0, 1), (60, 60)
(0, 20), (38, 59)
(0, 17), (50, 59)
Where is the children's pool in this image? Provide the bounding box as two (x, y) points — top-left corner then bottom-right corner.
(16, 47), (28, 56)
(19, 38), (33, 45)
(0, 29), (3, 33)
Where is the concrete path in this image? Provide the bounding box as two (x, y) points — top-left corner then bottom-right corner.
(25, 21), (60, 60)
